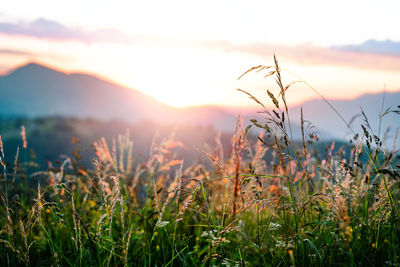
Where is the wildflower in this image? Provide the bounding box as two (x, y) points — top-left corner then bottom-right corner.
(269, 184), (279, 194)
(155, 221), (169, 228)
(288, 248), (295, 266)
(275, 240), (286, 249)
(269, 222), (281, 231)
(88, 200), (96, 208)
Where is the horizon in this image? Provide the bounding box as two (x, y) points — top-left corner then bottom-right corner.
(1, 0), (400, 107)
(2, 59), (398, 110)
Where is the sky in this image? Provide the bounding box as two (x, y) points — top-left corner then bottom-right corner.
(1, 0), (400, 107)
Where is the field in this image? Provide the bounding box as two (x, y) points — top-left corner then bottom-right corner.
(1, 58), (400, 266)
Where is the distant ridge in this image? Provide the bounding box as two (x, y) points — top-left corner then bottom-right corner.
(0, 61), (242, 131)
(1, 62), (398, 141)
(8, 62), (60, 75)
(290, 90), (400, 141)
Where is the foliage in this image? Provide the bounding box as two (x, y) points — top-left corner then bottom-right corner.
(0, 56), (399, 266)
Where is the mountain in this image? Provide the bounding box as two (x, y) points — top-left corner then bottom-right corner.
(0, 62), (243, 131)
(0, 63), (166, 119)
(1, 62), (398, 144)
(289, 91), (400, 143)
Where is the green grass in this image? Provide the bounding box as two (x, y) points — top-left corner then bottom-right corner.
(0, 56), (399, 266)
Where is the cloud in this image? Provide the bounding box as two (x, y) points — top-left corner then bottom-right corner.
(1, 18), (399, 72)
(201, 41), (400, 72)
(334, 39), (400, 56)
(0, 48), (37, 56)
(0, 46), (72, 62)
(0, 18), (131, 43)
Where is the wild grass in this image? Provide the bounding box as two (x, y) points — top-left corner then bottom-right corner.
(0, 56), (400, 266)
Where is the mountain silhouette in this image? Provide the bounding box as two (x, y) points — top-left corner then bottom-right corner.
(290, 91), (400, 143)
(1, 62), (398, 143)
(0, 62), (242, 131)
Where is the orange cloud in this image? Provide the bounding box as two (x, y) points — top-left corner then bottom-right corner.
(204, 41), (400, 72)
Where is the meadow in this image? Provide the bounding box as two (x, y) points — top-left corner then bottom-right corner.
(0, 56), (399, 266)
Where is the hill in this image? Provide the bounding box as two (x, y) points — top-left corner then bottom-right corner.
(0, 62), (240, 131)
(1, 62), (398, 143)
(290, 91), (400, 143)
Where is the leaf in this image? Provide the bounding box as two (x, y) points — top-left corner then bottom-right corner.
(376, 168), (400, 180)
(237, 89), (265, 108)
(257, 137), (268, 146)
(264, 70), (276, 78)
(244, 125), (252, 138)
(304, 238), (322, 263)
(237, 65), (263, 80)
(380, 106), (392, 118)
(267, 90), (279, 109)
(360, 108), (373, 132)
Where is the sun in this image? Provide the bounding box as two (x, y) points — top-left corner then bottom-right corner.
(116, 45), (235, 107)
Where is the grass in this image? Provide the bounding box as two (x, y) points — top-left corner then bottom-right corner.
(0, 56), (400, 266)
